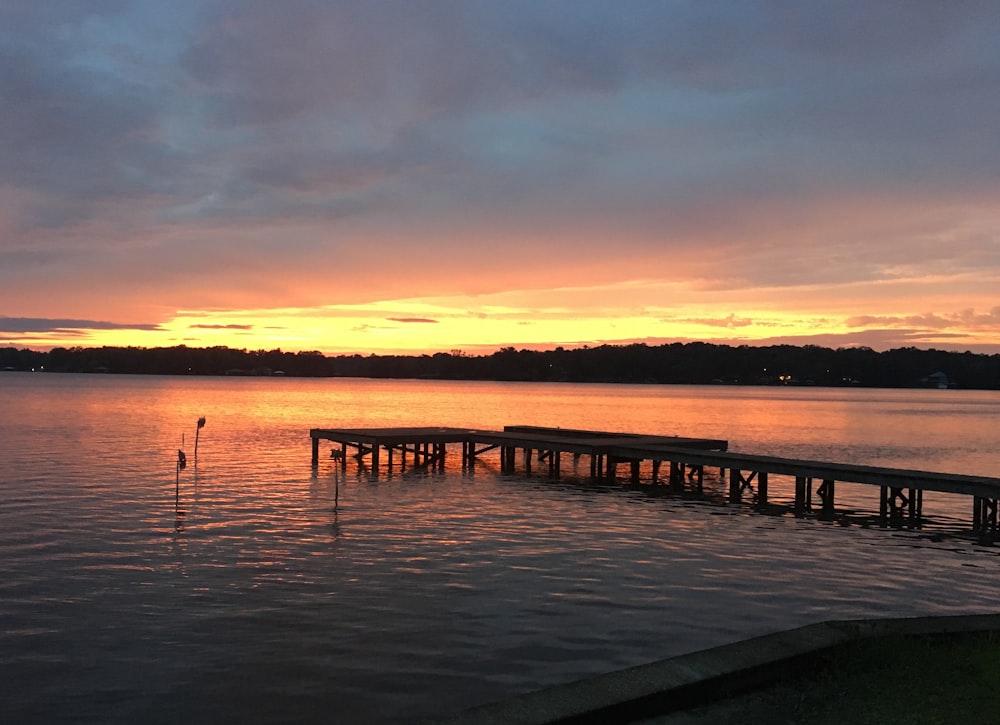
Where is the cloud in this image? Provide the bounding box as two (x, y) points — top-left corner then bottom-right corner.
(386, 317), (439, 324)
(189, 323), (253, 330)
(0, 25), (182, 236)
(679, 313), (754, 328)
(847, 308), (1000, 331)
(0, 1), (998, 353)
(0, 317), (162, 333)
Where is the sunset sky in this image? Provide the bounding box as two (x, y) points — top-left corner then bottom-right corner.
(2, 1), (999, 355)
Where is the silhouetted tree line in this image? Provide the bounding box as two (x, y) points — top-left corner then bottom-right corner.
(1, 343), (998, 389)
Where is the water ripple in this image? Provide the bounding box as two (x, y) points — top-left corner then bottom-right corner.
(1, 376), (999, 723)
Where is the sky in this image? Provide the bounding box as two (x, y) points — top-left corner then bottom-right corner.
(2, 1), (999, 355)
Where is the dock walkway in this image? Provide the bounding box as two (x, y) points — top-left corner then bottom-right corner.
(309, 425), (1000, 541)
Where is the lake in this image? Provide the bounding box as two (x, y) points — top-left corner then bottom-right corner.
(0, 373), (998, 723)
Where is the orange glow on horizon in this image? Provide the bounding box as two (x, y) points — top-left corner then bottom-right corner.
(6, 280), (1000, 356)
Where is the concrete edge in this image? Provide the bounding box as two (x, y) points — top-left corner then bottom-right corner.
(430, 613), (1000, 725)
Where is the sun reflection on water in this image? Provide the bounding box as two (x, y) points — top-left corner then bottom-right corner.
(0, 374), (998, 722)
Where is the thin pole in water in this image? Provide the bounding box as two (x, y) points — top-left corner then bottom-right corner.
(176, 448), (186, 498)
(176, 431), (187, 499)
(195, 416), (206, 463)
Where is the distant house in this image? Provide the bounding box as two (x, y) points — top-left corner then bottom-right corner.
(922, 371), (952, 389)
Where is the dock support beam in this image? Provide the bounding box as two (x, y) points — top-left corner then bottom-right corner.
(973, 497), (998, 543)
(880, 486), (922, 525)
(729, 469), (764, 503)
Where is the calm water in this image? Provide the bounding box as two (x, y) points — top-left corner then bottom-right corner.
(1, 373), (998, 723)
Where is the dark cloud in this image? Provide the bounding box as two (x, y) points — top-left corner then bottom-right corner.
(0, 317), (162, 333)
(189, 324), (253, 330)
(4, 0), (997, 237)
(0, 1), (998, 349)
(387, 317), (439, 324)
(0, 4), (188, 237)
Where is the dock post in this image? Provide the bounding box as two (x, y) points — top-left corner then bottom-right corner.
(756, 471), (768, 506)
(311, 436), (320, 466)
(729, 468), (741, 501)
(691, 465), (704, 494)
(911, 488), (922, 520)
(464, 441), (477, 473)
(669, 461), (684, 491)
(794, 477), (812, 513)
(973, 497), (998, 542)
(817, 479), (836, 517)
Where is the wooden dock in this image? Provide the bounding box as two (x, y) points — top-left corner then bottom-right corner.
(311, 425), (727, 479)
(309, 425), (1000, 541)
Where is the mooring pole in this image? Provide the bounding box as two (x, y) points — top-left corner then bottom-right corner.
(194, 416), (206, 462)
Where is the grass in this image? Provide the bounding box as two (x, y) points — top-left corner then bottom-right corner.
(659, 631), (1000, 725)
(794, 632), (1000, 724)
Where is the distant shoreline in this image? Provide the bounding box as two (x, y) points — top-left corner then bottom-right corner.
(2, 342), (998, 389)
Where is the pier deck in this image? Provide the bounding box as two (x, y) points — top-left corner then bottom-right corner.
(309, 425), (1000, 541)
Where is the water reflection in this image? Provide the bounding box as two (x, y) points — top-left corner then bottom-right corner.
(1, 375), (999, 723)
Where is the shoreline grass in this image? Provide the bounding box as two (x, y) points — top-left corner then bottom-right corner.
(655, 631), (1000, 724)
